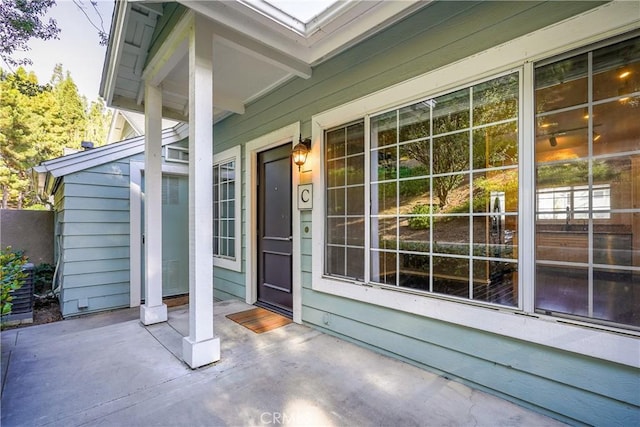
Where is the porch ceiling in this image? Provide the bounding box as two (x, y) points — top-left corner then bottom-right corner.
(100, 0), (429, 123)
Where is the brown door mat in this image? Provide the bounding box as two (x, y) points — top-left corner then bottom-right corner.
(163, 295), (189, 307)
(226, 307), (292, 334)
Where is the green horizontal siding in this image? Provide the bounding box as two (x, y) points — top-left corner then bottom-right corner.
(213, 267), (245, 300)
(63, 258), (130, 275)
(63, 197), (130, 211)
(63, 235), (129, 249)
(63, 247), (129, 262)
(61, 294), (129, 318)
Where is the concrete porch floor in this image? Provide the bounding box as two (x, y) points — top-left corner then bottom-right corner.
(1, 300), (565, 426)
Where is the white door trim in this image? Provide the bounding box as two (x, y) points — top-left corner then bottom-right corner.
(244, 122), (302, 323)
(130, 161), (189, 307)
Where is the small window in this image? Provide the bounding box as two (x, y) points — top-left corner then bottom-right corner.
(213, 146), (242, 271)
(165, 146), (189, 164)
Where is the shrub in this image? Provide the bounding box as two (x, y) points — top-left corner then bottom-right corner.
(34, 263), (55, 295)
(407, 204), (436, 229)
(1, 247), (28, 316)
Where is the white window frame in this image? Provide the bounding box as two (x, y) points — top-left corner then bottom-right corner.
(213, 145), (242, 272)
(310, 2), (640, 368)
(164, 145), (189, 164)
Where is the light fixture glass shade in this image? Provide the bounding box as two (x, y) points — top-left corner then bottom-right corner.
(292, 141), (309, 170)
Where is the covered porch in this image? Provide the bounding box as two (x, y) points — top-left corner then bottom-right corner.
(1, 300), (563, 426)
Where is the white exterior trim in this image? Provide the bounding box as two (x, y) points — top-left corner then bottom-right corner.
(129, 162), (189, 308)
(213, 145), (242, 272)
(244, 122), (302, 323)
(310, 2), (640, 368)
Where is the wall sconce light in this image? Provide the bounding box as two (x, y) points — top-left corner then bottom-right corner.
(292, 134), (311, 171)
(549, 135), (558, 147)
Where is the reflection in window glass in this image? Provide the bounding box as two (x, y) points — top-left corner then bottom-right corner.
(213, 160), (236, 259)
(325, 121), (365, 281)
(534, 35), (640, 328)
(367, 73), (519, 306)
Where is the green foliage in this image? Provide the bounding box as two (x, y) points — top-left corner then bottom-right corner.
(33, 263), (54, 295)
(0, 0), (60, 67)
(537, 160), (619, 187)
(0, 65), (111, 209)
(1, 247), (27, 316)
(407, 204), (437, 230)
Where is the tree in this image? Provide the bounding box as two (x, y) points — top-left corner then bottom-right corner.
(0, 65), (112, 209)
(0, 0), (60, 68)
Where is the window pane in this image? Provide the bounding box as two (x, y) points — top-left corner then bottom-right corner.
(371, 183), (397, 215)
(593, 269), (639, 327)
(399, 101), (431, 142)
(433, 216), (470, 256)
(346, 154), (364, 185)
(326, 245), (345, 277)
(326, 128), (345, 159)
(597, 155), (635, 207)
(347, 247), (365, 281)
(433, 132), (469, 174)
(473, 216), (517, 260)
(371, 217), (396, 250)
(372, 147), (397, 181)
(433, 256), (469, 298)
(346, 185), (364, 215)
(433, 173), (469, 211)
(536, 265), (589, 317)
(327, 218), (345, 245)
(347, 217), (365, 246)
(473, 122), (518, 169)
(592, 99), (640, 156)
(593, 37), (640, 102)
(371, 250), (396, 285)
(535, 108), (589, 161)
(399, 178), (429, 215)
(535, 54), (588, 113)
(398, 219), (430, 253)
(433, 88), (470, 134)
(473, 170), (518, 214)
(398, 253), (430, 291)
(371, 111), (397, 148)
(472, 260), (517, 306)
(347, 122), (365, 155)
(473, 74), (519, 125)
(327, 188), (345, 215)
(327, 158), (345, 187)
(399, 140), (430, 178)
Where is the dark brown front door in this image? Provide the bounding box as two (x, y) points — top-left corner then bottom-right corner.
(257, 144), (293, 314)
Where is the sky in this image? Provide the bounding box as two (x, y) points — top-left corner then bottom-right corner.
(21, 0), (114, 101)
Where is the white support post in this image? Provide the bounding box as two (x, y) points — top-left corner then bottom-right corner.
(182, 15), (220, 369)
(140, 83), (168, 325)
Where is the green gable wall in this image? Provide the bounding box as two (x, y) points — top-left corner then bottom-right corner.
(53, 141), (202, 317)
(204, 1), (638, 425)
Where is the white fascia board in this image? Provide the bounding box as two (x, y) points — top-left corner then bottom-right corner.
(40, 127), (183, 185)
(306, 0), (429, 65)
(100, 0), (131, 104)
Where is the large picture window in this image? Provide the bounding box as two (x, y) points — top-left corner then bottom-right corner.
(325, 73), (520, 307)
(534, 35), (640, 328)
(322, 34), (639, 330)
(213, 146), (241, 271)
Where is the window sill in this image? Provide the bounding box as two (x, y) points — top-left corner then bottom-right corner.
(312, 275), (639, 368)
